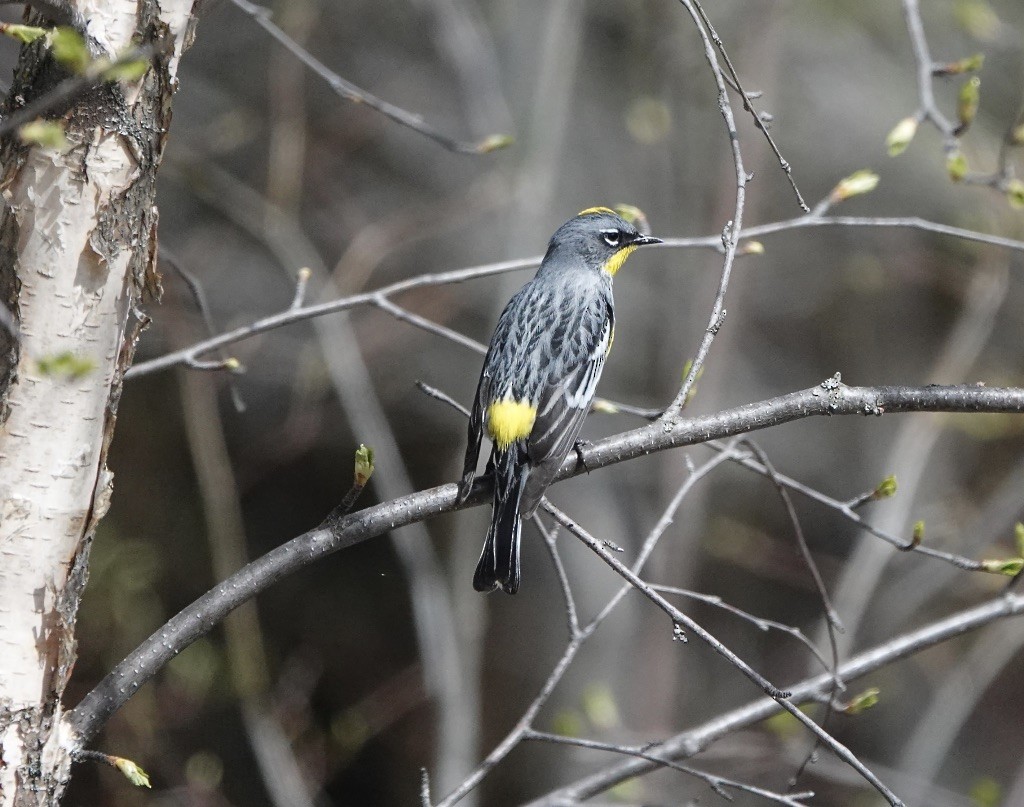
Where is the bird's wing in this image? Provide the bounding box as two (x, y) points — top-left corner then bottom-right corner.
(521, 299), (613, 515)
(458, 285), (534, 501)
(458, 368), (488, 502)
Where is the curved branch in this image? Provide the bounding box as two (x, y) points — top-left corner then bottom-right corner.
(66, 382), (1024, 746)
(129, 214), (1024, 382)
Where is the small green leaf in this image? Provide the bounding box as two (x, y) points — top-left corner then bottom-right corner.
(49, 27), (90, 73)
(36, 351), (95, 379)
(475, 134), (514, 154)
(844, 687), (881, 715)
(111, 757), (151, 788)
(938, 52), (985, 75)
(354, 444), (375, 487)
(612, 204), (648, 230)
(970, 776), (1002, 807)
(0, 23), (48, 44)
(873, 475), (897, 500)
(102, 58), (151, 82)
(582, 683), (620, 730)
(886, 117), (918, 156)
(1006, 179), (1024, 210)
(981, 557), (1024, 577)
(954, 0), (1000, 41)
(19, 120), (69, 150)
(831, 169), (880, 202)
(551, 708), (584, 738)
(957, 76), (981, 132)
(911, 520), (925, 547)
(946, 150), (968, 182)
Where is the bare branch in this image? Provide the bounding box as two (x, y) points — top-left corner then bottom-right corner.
(526, 592), (1024, 805)
(126, 256), (540, 379)
(65, 382), (1024, 748)
(523, 731), (815, 806)
(228, 0), (511, 154)
(541, 501), (904, 806)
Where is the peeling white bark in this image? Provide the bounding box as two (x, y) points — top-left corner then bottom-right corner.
(0, 2), (196, 803)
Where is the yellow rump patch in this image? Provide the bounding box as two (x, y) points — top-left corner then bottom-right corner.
(487, 398), (537, 450)
(577, 206), (616, 217)
(602, 244), (637, 277)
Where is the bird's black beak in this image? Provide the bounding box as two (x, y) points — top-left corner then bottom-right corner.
(632, 234), (663, 247)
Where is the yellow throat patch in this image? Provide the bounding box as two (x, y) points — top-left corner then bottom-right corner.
(487, 399), (537, 450)
(602, 244), (637, 277)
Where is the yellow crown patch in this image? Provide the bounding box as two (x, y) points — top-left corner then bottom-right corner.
(577, 206), (616, 217)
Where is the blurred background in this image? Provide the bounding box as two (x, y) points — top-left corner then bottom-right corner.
(6, 0), (1022, 804)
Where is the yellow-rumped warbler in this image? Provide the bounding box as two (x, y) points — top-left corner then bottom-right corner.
(457, 207), (662, 593)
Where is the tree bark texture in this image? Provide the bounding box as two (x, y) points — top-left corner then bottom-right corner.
(0, 2), (197, 804)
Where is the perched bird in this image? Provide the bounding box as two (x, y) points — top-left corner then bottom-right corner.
(458, 207), (662, 593)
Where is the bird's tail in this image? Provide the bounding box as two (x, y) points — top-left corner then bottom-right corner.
(473, 447), (528, 594)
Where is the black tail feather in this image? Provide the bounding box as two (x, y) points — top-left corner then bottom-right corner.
(473, 448), (528, 594)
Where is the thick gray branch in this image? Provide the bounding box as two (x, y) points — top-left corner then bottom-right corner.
(66, 382), (1024, 745)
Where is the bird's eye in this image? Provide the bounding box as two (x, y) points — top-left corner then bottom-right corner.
(601, 230), (621, 248)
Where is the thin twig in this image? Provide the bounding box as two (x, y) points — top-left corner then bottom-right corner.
(710, 440), (987, 572)
(533, 517), (580, 638)
(662, 0), (748, 420)
(373, 295), (485, 355)
(128, 211), (1024, 382)
(687, 0), (808, 211)
(126, 256), (540, 378)
(524, 731), (814, 806)
(228, 0), (510, 155)
(650, 584), (839, 684)
(543, 501), (904, 805)
(415, 381), (470, 418)
(526, 593), (1024, 805)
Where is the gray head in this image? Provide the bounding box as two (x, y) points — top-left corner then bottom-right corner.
(543, 207), (662, 277)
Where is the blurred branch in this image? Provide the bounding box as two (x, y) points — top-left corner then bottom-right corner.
(0, 0), (87, 33)
(66, 381), (1024, 748)
(227, 0), (512, 154)
(179, 365), (337, 807)
(830, 262), (1008, 657)
(898, 619), (1024, 804)
(525, 591), (1024, 806)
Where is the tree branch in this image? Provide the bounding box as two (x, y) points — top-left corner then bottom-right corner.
(66, 382), (1024, 746)
(227, 0), (511, 154)
(524, 591), (1024, 805)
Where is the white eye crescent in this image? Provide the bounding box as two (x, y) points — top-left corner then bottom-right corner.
(601, 229), (621, 248)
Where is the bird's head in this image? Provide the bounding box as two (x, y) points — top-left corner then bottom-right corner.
(545, 207), (662, 277)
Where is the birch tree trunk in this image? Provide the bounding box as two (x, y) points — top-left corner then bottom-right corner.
(0, 2), (198, 803)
